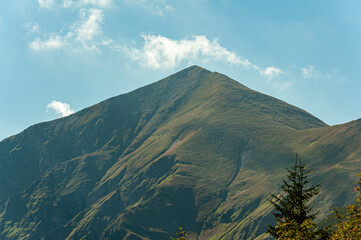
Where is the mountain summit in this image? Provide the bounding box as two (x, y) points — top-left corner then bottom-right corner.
(0, 66), (360, 239)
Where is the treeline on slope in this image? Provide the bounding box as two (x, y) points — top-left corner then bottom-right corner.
(170, 155), (361, 240)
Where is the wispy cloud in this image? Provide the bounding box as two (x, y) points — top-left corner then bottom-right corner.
(127, 34), (256, 69)
(47, 100), (75, 117)
(301, 65), (344, 82)
(38, 0), (169, 12)
(28, 8), (108, 52)
(38, 0), (112, 9)
(126, 34), (284, 80)
(63, 0), (113, 8)
(302, 65), (317, 78)
(259, 66), (290, 91)
(29, 35), (67, 51)
(123, 0), (173, 15)
(301, 65), (329, 79)
(73, 8), (104, 50)
(38, 0), (54, 8)
(24, 22), (41, 34)
(260, 66), (283, 78)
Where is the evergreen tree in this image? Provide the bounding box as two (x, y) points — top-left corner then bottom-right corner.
(267, 154), (325, 239)
(170, 227), (188, 240)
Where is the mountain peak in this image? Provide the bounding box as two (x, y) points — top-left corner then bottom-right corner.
(1, 67), (359, 240)
(163, 65), (212, 82)
(182, 65), (211, 72)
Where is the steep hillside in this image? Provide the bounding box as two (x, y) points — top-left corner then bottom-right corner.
(0, 66), (360, 240)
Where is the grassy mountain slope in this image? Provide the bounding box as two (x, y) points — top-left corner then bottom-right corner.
(0, 66), (360, 239)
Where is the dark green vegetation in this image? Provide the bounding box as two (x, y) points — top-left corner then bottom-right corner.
(268, 156), (331, 239)
(0, 66), (360, 239)
(331, 173), (361, 239)
(170, 227), (188, 240)
(267, 155), (321, 238)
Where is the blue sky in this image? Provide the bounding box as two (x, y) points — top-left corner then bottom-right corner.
(1, 0), (361, 140)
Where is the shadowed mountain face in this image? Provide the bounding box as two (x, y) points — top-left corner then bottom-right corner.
(0, 66), (360, 240)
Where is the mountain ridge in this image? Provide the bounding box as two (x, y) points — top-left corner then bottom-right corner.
(0, 66), (360, 240)
(2, 65), (327, 144)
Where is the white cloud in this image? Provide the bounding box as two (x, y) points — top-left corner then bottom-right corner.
(260, 66), (283, 78)
(25, 22), (41, 34)
(63, 0), (72, 7)
(123, 0), (173, 15)
(127, 34), (285, 83)
(81, 0), (112, 7)
(47, 100), (75, 117)
(301, 65), (332, 79)
(259, 67), (290, 91)
(63, 0), (112, 8)
(301, 65), (335, 80)
(301, 65), (316, 78)
(301, 65), (345, 83)
(28, 9), (107, 52)
(127, 34), (255, 70)
(29, 35), (66, 51)
(38, 0), (54, 8)
(73, 8), (104, 50)
(39, 0), (112, 8)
